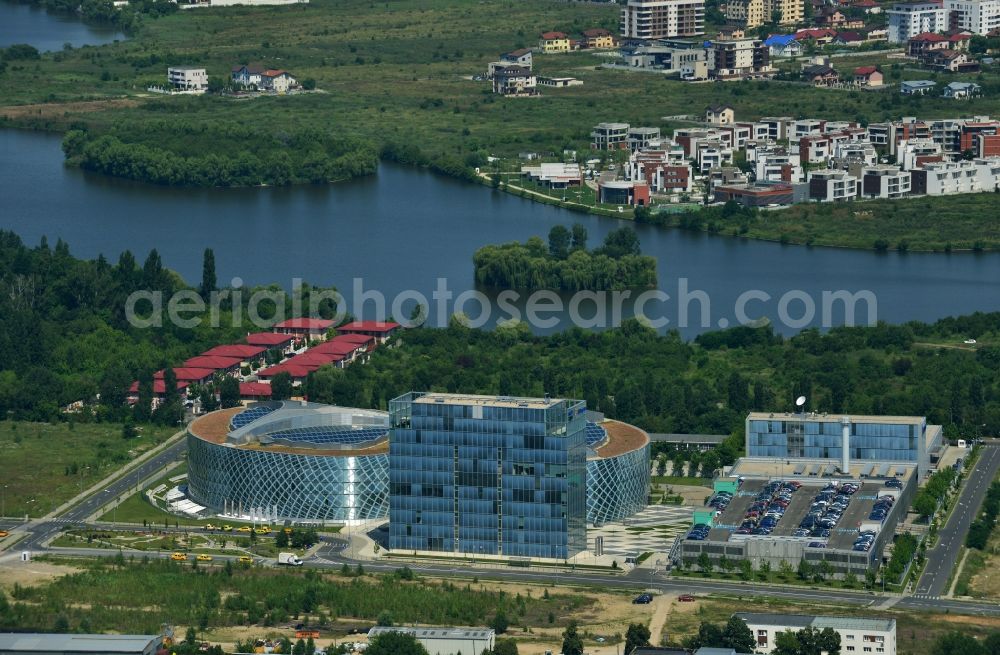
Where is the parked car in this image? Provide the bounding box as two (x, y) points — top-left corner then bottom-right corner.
(678, 594), (696, 602)
(633, 593), (653, 604)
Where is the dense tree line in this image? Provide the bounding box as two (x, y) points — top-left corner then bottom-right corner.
(931, 630), (1000, 655)
(305, 313), (1000, 439)
(0, 232), (337, 422)
(62, 128), (377, 188)
(473, 226), (657, 291)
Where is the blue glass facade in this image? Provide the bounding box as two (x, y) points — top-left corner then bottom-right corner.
(388, 393), (587, 560)
(746, 415), (927, 471)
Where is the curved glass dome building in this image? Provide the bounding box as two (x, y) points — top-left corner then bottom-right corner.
(186, 401), (389, 522)
(586, 419), (651, 524)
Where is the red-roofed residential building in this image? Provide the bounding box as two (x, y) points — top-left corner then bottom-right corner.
(581, 28), (616, 49)
(539, 31), (571, 53)
(331, 333), (376, 350)
(273, 318), (335, 341)
(202, 344), (267, 362)
(287, 351), (347, 368)
(154, 368), (215, 385)
(854, 66), (884, 86)
(907, 31), (949, 57)
(257, 364), (314, 383)
(245, 332), (296, 352)
(337, 321), (402, 344)
(127, 379), (189, 405)
(183, 356), (243, 375)
(239, 382), (273, 401)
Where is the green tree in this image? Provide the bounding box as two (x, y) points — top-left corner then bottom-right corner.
(219, 376), (241, 408)
(625, 623), (651, 654)
(561, 621), (584, 655)
(571, 223), (588, 251)
(698, 552), (713, 575)
(548, 225), (571, 260)
(490, 611), (509, 635)
(492, 638), (519, 655)
(271, 372), (294, 401)
(200, 247), (216, 300)
(722, 616), (755, 654)
(376, 609), (394, 626)
(366, 632), (429, 655)
(276, 529), (289, 548)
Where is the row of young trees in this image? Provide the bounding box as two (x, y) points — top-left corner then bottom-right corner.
(473, 226), (656, 291)
(967, 480), (1000, 549)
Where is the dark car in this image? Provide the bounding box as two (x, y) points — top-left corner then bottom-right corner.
(633, 593), (653, 604)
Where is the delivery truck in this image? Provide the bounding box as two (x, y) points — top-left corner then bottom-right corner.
(277, 552), (303, 566)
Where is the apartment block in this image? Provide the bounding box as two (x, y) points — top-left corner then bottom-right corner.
(808, 169), (860, 201)
(621, 0), (706, 39)
(944, 0), (1000, 34)
(887, 1), (947, 43)
(591, 122), (631, 150)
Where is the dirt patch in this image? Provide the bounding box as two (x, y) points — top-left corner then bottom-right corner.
(669, 484), (713, 506)
(0, 98), (140, 120)
(0, 557), (81, 589)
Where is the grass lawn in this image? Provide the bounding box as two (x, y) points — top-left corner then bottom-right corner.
(0, 421), (177, 517)
(5, 0), (1000, 248)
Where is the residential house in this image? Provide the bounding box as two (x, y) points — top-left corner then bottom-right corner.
(944, 81), (982, 97)
(794, 27), (838, 44)
(628, 150), (693, 193)
(231, 64), (264, 88)
(833, 30), (866, 45)
(337, 320), (401, 344)
(622, 39), (709, 77)
(260, 69), (296, 94)
(591, 122), (631, 149)
(706, 104), (736, 125)
(714, 181), (797, 206)
(924, 49), (973, 70)
(537, 76), (583, 87)
(620, 0), (707, 39)
(239, 382), (273, 402)
(802, 63), (840, 85)
(492, 65), (537, 95)
(539, 31), (571, 53)
(582, 28), (616, 49)
(167, 66), (208, 92)
(272, 318), (335, 341)
(887, 1), (948, 43)
(521, 162), (583, 188)
(245, 332), (296, 353)
(717, 26), (747, 39)
(808, 168), (860, 200)
(597, 180), (651, 206)
(854, 0), (883, 13)
(764, 33), (804, 57)
(628, 126), (663, 151)
(709, 38), (773, 79)
(900, 79), (937, 94)
(910, 158), (1000, 194)
(853, 65), (884, 86)
(488, 48), (533, 78)
(859, 164), (912, 198)
(907, 31), (950, 56)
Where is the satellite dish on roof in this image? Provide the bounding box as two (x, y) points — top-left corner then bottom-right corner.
(795, 396), (807, 408)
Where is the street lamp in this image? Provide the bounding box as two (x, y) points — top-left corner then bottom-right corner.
(2, 484), (7, 518)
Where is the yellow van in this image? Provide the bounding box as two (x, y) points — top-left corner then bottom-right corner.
(171, 552), (188, 561)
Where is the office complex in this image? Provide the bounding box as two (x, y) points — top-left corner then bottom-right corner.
(586, 420), (651, 525)
(186, 402), (390, 522)
(745, 412), (941, 477)
(388, 392), (588, 559)
(621, 0), (706, 39)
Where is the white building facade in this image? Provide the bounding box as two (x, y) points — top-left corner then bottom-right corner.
(944, 0), (1000, 34)
(736, 614), (896, 655)
(887, 1), (948, 42)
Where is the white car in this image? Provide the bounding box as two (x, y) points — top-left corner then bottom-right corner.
(964, 339), (977, 345)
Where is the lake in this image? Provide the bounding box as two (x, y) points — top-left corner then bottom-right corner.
(0, 0), (123, 51)
(4, 129), (1000, 337)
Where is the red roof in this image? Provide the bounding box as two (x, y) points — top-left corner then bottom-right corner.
(338, 320), (401, 334)
(257, 364), (315, 379)
(910, 32), (947, 42)
(582, 28), (611, 38)
(153, 367), (215, 381)
(129, 379), (189, 394)
(795, 28), (837, 39)
(854, 66), (879, 75)
(183, 356), (243, 370)
(855, 0), (877, 6)
(309, 341), (360, 356)
(288, 351), (345, 366)
(331, 333), (375, 346)
(836, 31), (863, 41)
(202, 344), (267, 359)
(246, 332), (296, 346)
(540, 31), (567, 39)
(239, 382), (273, 397)
(949, 33), (971, 41)
(273, 318), (335, 330)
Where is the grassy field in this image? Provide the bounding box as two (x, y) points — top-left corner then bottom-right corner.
(0, 421), (177, 517)
(4, 0), (1000, 248)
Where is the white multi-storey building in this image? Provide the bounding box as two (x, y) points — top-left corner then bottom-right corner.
(621, 0), (706, 39)
(944, 0), (1000, 34)
(860, 165), (912, 199)
(808, 169), (860, 201)
(167, 66), (208, 92)
(736, 614), (897, 655)
(887, 1), (947, 43)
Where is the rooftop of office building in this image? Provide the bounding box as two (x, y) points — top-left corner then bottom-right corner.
(413, 392), (574, 409)
(188, 401), (389, 456)
(735, 612), (896, 633)
(747, 411), (926, 425)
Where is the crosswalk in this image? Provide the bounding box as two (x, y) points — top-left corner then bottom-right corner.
(912, 594), (942, 600)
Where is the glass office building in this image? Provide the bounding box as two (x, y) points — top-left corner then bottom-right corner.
(745, 412), (938, 476)
(388, 392), (588, 560)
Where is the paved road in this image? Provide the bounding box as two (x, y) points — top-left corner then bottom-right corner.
(12, 438), (188, 552)
(915, 445), (1000, 598)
